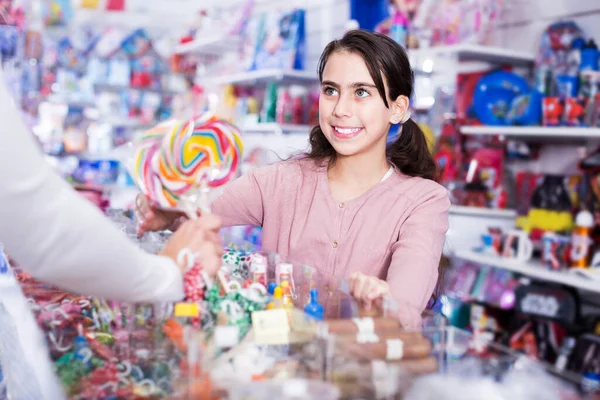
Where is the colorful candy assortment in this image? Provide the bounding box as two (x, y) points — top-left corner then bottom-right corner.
(14, 268), (187, 399)
(4, 242), (273, 399)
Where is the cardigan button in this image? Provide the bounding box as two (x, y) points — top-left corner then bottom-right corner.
(339, 202), (345, 208)
(332, 241), (338, 248)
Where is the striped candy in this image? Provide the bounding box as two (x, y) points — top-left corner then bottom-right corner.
(158, 115), (244, 194)
(130, 113), (244, 210)
(130, 121), (179, 208)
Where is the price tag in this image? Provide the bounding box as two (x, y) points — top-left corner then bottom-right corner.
(174, 302), (199, 317)
(214, 325), (240, 348)
(252, 309), (290, 345)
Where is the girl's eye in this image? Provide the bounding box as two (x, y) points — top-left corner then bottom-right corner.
(323, 87), (338, 96)
(355, 88), (370, 98)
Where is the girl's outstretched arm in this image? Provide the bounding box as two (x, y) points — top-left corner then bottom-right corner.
(386, 182), (451, 318)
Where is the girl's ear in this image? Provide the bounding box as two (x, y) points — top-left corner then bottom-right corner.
(389, 95), (409, 124)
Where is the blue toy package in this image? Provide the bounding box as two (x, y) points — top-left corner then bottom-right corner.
(21, 61), (41, 93)
(250, 9), (306, 71)
(472, 70), (531, 126)
(121, 29), (152, 58)
(0, 25), (19, 61)
(73, 159), (121, 185)
(57, 38), (86, 72)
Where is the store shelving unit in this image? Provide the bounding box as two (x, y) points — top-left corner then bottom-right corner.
(242, 123), (312, 135)
(409, 44), (535, 67)
(436, 41), (600, 339)
(207, 69), (318, 86)
(102, 118), (156, 129)
(461, 125), (600, 140)
(454, 250), (600, 294)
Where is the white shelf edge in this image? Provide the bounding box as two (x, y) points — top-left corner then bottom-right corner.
(209, 69), (318, 86)
(449, 205), (517, 218)
(461, 125), (600, 139)
(409, 44), (535, 66)
(454, 250), (600, 294)
(242, 123), (312, 134)
(175, 36), (240, 55)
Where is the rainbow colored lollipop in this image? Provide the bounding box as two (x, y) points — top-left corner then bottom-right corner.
(131, 112), (243, 215)
(158, 115), (242, 187)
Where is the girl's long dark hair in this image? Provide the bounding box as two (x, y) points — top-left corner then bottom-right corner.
(306, 29), (437, 181)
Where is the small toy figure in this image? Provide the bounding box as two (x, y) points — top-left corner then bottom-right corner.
(543, 97), (564, 126)
(433, 120), (461, 184)
(564, 98), (585, 126)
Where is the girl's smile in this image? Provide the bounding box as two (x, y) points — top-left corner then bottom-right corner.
(332, 126), (364, 139)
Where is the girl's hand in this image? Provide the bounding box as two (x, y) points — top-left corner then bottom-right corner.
(349, 272), (391, 310)
(159, 214), (224, 278)
(135, 194), (187, 235)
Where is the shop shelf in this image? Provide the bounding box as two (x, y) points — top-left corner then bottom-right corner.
(242, 123), (312, 134)
(409, 44), (535, 67)
(94, 83), (183, 96)
(209, 69), (318, 86)
(454, 250), (600, 294)
(175, 35), (240, 55)
(461, 125), (600, 140)
(449, 205), (517, 218)
(102, 118), (156, 128)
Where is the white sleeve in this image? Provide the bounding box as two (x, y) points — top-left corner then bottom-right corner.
(0, 67), (184, 303)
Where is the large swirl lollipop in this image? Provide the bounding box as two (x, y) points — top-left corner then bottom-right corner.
(156, 113), (244, 213)
(130, 109), (243, 218)
(156, 112), (244, 292)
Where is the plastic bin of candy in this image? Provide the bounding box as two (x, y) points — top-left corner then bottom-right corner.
(3, 271), (200, 399)
(217, 320), (585, 400)
(0, 253), (379, 399)
(302, 326), (586, 400)
(404, 326), (588, 400)
(203, 268), (438, 399)
(0, 211), (444, 400)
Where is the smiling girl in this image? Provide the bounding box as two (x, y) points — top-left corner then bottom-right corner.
(137, 29), (450, 326)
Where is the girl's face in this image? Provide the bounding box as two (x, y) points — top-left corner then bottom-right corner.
(319, 50), (399, 159)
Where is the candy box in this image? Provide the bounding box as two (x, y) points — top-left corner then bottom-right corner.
(249, 9), (306, 71)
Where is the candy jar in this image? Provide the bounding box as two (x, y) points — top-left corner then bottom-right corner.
(250, 254), (267, 286)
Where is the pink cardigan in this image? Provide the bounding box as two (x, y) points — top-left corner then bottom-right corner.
(213, 158), (450, 312)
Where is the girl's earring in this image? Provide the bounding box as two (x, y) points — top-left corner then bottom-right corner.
(392, 115), (400, 123)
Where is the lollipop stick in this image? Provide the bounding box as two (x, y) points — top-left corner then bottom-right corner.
(178, 196), (214, 290)
(181, 197), (199, 221)
(190, 176), (230, 293)
(197, 178), (211, 216)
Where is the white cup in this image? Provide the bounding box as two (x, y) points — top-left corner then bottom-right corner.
(502, 230), (533, 262)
